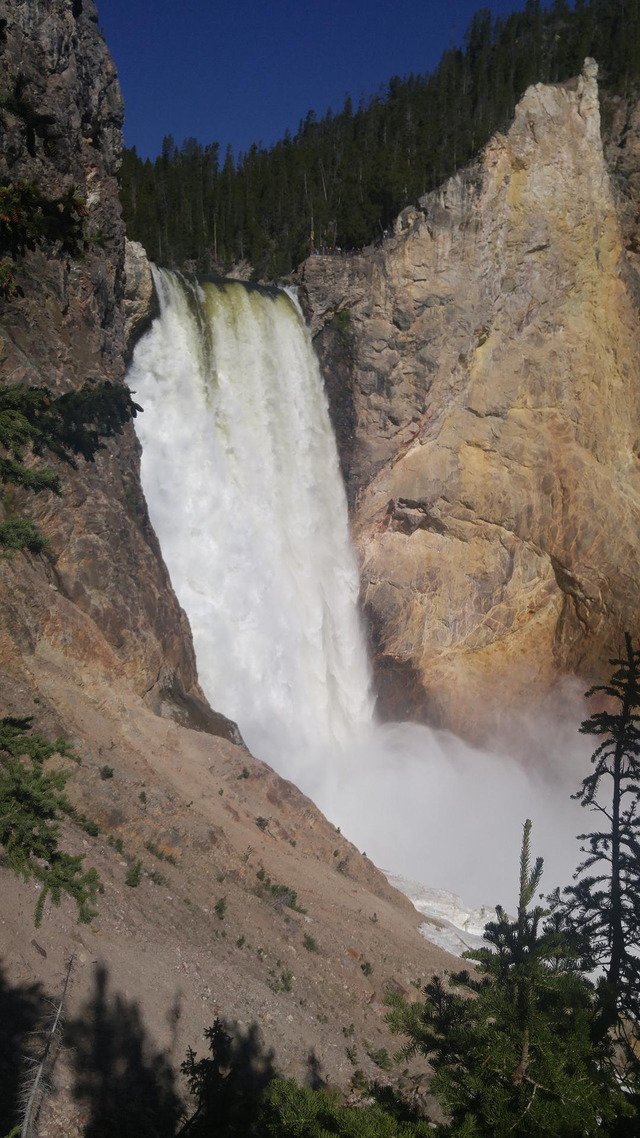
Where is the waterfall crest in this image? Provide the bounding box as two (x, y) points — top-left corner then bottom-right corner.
(129, 270), (375, 767)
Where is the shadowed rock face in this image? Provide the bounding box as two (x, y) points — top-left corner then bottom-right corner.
(300, 62), (640, 743)
(0, 0), (237, 740)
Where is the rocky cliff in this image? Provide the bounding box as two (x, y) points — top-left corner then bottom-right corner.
(0, 0), (234, 736)
(300, 61), (640, 743)
(0, 8), (450, 1128)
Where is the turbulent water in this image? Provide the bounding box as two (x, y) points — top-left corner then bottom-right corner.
(129, 271), (374, 767)
(130, 270), (586, 913)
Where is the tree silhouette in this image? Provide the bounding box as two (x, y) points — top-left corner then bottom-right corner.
(69, 965), (182, 1138)
(551, 634), (640, 1077)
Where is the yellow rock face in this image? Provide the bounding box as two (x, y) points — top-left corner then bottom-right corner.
(302, 62), (640, 743)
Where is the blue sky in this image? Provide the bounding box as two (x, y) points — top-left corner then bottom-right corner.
(98, 0), (532, 160)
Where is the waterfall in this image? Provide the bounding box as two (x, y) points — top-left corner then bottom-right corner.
(128, 271), (375, 769)
(129, 269), (586, 914)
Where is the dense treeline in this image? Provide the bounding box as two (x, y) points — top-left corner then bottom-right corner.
(120, 0), (640, 279)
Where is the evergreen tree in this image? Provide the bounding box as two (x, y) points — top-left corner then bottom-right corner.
(119, 0), (640, 280)
(0, 716), (101, 926)
(386, 821), (631, 1136)
(0, 381), (141, 553)
(550, 635), (640, 1069)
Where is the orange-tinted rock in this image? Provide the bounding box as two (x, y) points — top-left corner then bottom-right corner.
(301, 62), (640, 743)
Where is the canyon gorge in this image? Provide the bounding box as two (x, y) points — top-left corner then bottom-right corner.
(1, 0), (640, 1129)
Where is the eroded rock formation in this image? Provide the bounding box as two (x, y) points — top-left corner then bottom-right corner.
(0, 0), (237, 738)
(300, 61), (640, 742)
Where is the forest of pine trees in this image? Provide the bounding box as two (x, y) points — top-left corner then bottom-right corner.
(120, 0), (640, 280)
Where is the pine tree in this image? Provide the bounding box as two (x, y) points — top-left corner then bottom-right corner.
(386, 821), (631, 1136)
(550, 635), (640, 1068)
(0, 717), (100, 926)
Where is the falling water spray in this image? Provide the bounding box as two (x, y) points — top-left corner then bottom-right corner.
(129, 272), (586, 916)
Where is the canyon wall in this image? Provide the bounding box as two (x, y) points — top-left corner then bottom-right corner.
(0, 0), (237, 739)
(300, 62), (640, 743)
(0, 14), (447, 1117)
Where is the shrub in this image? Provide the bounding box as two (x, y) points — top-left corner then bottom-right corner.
(125, 860), (142, 887)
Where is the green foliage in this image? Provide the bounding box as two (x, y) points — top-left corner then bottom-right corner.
(268, 968), (293, 994)
(255, 815), (269, 831)
(551, 634), (640, 1067)
(260, 1078), (431, 1137)
(0, 716), (100, 926)
(144, 839), (177, 865)
(0, 517), (48, 554)
(302, 933), (318, 952)
(125, 860), (142, 887)
(255, 864), (306, 912)
(0, 177), (87, 299)
(99, 764), (114, 780)
(386, 821), (631, 1136)
(0, 381), (141, 552)
(364, 1045), (391, 1072)
(120, 0), (640, 280)
(214, 896), (227, 920)
(360, 961), (373, 977)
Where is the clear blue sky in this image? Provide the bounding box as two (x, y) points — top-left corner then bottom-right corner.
(98, 0), (533, 160)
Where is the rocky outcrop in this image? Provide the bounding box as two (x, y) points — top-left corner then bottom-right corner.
(0, 0), (235, 739)
(122, 237), (158, 352)
(299, 62), (640, 743)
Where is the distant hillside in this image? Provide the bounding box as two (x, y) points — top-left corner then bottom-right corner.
(120, 0), (640, 279)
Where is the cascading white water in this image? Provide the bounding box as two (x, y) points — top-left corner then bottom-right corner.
(129, 271), (375, 768)
(129, 269), (587, 914)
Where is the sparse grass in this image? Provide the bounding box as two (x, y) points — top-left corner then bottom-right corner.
(360, 960), (373, 977)
(303, 933), (318, 952)
(346, 1044), (358, 1064)
(107, 835), (124, 854)
(237, 767), (250, 779)
(214, 896), (227, 920)
(236, 934), (246, 948)
(148, 869), (167, 886)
